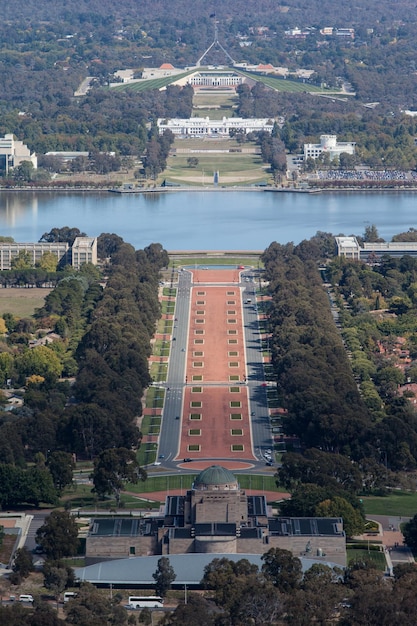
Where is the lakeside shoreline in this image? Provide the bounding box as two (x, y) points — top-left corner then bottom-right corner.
(2, 184), (417, 194)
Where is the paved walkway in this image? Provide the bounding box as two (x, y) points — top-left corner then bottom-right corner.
(176, 269), (256, 464)
(361, 515), (415, 573)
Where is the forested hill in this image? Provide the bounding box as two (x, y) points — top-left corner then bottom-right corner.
(4, 0), (417, 24)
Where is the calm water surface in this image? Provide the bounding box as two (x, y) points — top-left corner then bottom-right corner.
(0, 190), (416, 249)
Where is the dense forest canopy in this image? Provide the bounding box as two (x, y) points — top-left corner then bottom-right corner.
(3, 0), (417, 25)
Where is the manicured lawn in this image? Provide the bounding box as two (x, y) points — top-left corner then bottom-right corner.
(363, 491), (417, 517)
(149, 362), (168, 381)
(192, 92), (238, 117)
(346, 548), (387, 571)
(165, 135), (271, 186)
(157, 318), (173, 333)
(153, 339), (170, 357)
(163, 152), (270, 186)
(125, 473), (281, 495)
(174, 137), (245, 151)
(145, 386), (166, 408)
(140, 415), (162, 435)
(161, 300), (175, 315)
(236, 70), (331, 93)
(62, 484), (160, 511)
(162, 287), (176, 297)
(127, 475), (195, 493)
(171, 256), (261, 267)
(111, 70), (195, 92)
(191, 107), (235, 120)
(237, 475), (280, 491)
(136, 443), (158, 467)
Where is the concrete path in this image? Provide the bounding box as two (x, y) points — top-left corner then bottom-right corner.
(366, 515), (415, 572)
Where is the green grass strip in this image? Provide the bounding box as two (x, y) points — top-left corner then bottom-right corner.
(346, 548), (386, 571)
(149, 362), (168, 381)
(111, 70), (195, 92)
(363, 491), (417, 517)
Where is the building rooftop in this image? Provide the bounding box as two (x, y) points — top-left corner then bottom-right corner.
(75, 553), (344, 587)
(268, 517), (344, 537)
(335, 236), (359, 249)
(89, 518), (157, 538)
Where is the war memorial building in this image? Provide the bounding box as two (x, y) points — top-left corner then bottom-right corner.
(86, 466), (346, 567)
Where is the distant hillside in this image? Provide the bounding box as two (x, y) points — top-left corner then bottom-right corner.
(5, 0), (417, 24)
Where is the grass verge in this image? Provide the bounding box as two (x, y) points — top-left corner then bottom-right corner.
(149, 362), (168, 381)
(363, 491), (417, 517)
(0, 288), (52, 317)
(346, 548), (387, 571)
(145, 387), (165, 409)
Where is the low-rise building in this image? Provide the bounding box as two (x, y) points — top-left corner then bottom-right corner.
(157, 117), (274, 136)
(304, 135), (355, 161)
(0, 134), (37, 174)
(335, 28), (355, 39)
(0, 237), (97, 271)
(335, 236), (417, 261)
(0, 242), (70, 271)
(188, 70), (242, 87)
(44, 151), (89, 163)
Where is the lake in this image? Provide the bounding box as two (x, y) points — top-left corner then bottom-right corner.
(0, 189), (416, 250)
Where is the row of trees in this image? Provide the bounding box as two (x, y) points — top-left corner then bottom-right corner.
(261, 241), (371, 456)
(0, 231), (168, 506)
(64, 241), (167, 457)
(260, 237), (417, 500)
(142, 128), (175, 180)
(257, 130), (287, 183)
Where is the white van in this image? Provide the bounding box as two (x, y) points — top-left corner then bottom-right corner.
(19, 594), (34, 603)
(63, 591), (77, 602)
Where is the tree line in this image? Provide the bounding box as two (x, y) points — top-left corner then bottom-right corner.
(3, 549), (417, 625)
(260, 237), (417, 505)
(0, 229), (168, 507)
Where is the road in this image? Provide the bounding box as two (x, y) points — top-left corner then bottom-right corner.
(156, 270), (191, 465)
(242, 271), (273, 462)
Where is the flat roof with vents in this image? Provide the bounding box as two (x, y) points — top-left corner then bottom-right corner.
(89, 518), (156, 537)
(268, 517), (344, 537)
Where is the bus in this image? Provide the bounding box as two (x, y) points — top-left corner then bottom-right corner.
(128, 596), (164, 609)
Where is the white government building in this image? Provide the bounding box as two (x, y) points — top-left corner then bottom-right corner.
(304, 134), (355, 161)
(335, 236), (417, 261)
(0, 237), (97, 271)
(0, 134), (37, 174)
(157, 116), (274, 136)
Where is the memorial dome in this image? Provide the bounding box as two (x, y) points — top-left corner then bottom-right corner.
(194, 465), (238, 490)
